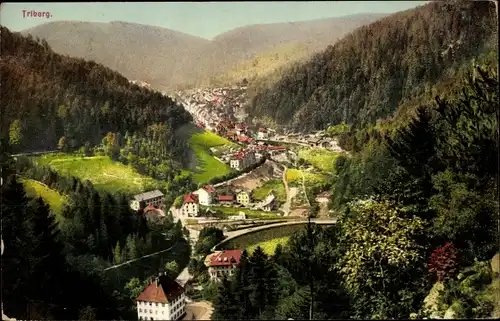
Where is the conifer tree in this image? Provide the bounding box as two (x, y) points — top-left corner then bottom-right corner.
(212, 276), (239, 320)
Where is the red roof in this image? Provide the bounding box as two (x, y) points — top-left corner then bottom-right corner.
(209, 250), (242, 267)
(268, 146), (286, 151)
(231, 152), (244, 160)
(237, 135), (252, 143)
(136, 275), (184, 303)
(144, 205), (156, 212)
(219, 195), (234, 202)
(203, 185), (216, 193)
(183, 193), (199, 204)
(258, 128), (266, 132)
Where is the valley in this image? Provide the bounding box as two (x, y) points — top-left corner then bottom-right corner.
(1, 1), (499, 321)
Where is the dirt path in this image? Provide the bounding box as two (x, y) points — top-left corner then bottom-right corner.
(281, 165), (291, 216)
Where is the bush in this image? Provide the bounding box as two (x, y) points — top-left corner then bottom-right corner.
(428, 242), (459, 282)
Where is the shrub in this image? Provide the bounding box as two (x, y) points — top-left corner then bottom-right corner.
(428, 242), (459, 282)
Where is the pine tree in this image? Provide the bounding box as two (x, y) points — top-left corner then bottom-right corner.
(212, 276), (239, 320)
(248, 247), (270, 317)
(113, 242), (122, 265)
(233, 250), (254, 319)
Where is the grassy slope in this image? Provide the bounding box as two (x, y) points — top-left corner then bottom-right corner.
(297, 147), (342, 173)
(178, 124), (237, 184)
(222, 223), (306, 250)
(34, 153), (160, 194)
(252, 179), (287, 202)
(246, 236), (290, 255)
(207, 43), (313, 86)
(20, 178), (67, 219)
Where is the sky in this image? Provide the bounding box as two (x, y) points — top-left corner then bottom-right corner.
(0, 1), (430, 39)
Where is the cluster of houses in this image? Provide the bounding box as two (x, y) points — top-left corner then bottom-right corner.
(273, 131), (344, 152)
(174, 86), (248, 131)
(135, 249), (245, 320)
(180, 184), (279, 217)
(216, 143), (287, 171)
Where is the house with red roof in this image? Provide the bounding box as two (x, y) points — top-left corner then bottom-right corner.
(229, 149), (256, 171)
(181, 193), (199, 217)
(193, 185), (216, 206)
(136, 273), (186, 321)
(205, 250), (243, 282)
(218, 194), (234, 205)
(257, 127), (269, 139)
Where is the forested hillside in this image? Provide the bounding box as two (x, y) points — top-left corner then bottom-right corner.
(247, 0), (497, 132)
(0, 26), (192, 153)
(212, 58), (499, 321)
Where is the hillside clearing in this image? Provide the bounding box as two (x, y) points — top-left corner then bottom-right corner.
(246, 236), (290, 255)
(285, 168), (326, 185)
(297, 147), (342, 173)
(177, 124), (236, 184)
(20, 178), (67, 220)
(252, 179), (286, 203)
(33, 153), (160, 194)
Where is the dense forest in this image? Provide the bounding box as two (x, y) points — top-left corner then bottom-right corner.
(1, 146), (191, 320)
(246, 0), (497, 132)
(212, 58), (499, 318)
(0, 26), (192, 153)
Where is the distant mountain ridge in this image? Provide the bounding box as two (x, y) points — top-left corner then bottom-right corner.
(245, 0), (497, 132)
(21, 13), (389, 89)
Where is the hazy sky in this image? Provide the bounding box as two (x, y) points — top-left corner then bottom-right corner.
(1, 1), (429, 39)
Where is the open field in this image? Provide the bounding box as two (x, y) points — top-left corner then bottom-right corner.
(285, 168), (326, 185)
(33, 153), (160, 194)
(252, 179), (286, 202)
(177, 124), (236, 184)
(246, 236), (289, 255)
(221, 224), (306, 250)
(20, 178), (67, 220)
(206, 205), (284, 220)
(297, 147), (342, 173)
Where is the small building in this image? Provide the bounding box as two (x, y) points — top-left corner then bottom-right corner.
(218, 195), (234, 205)
(181, 193), (199, 217)
(315, 191), (332, 203)
(193, 185), (216, 206)
(259, 193), (277, 212)
(230, 153), (244, 170)
(257, 128), (269, 140)
(136, 274), (186, 321)
(205, 250), (243, 282)
(236, 190), (251, 206)
(130, 190), (165, 211)
(235, 124), (248, 135)
(143, 205), (166, 221)
(307, 137), (322, 147)
(229, 212), (247, 220)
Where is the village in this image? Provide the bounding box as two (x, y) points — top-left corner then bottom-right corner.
(127, 84), (344, 321)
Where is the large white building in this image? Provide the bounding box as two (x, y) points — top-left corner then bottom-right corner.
(136, 274), (186, 321)
(192, 185), (216, 206)
(205, 250), (242, 282)
(181, 193), (199, 217)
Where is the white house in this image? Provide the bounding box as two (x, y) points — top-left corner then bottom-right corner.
(258, 193), (277, 212)
(136, 274), (186, 321)
(205, 250), (243, 282)
(192, 185), (216, 206)
(257, 128), (269, 139)
(181, 193), (199, 217)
